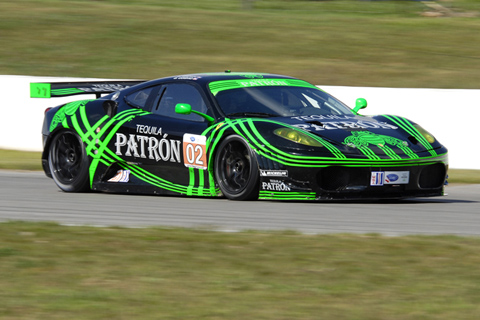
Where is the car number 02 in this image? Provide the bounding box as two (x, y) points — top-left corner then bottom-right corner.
(183, 134), (207, 169)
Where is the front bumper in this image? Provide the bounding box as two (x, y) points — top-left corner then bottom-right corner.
(258, 160), (448, 201)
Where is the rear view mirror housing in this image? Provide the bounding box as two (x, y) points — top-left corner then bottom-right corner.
(352, 98), (367, 115)
(175, 103), (215, 125)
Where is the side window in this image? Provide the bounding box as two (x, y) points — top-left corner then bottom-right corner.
(153, 83), (207, 122)
(125, 86), (161, 110)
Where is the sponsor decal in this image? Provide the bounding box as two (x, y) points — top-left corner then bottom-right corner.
(261, 179), (291, 191)
(291, 115), (354, 121)
(238, 79), (289, 88)
(344, 131), (408, 149)
(241, 74), (264, 79)
(371, 171), (385, 186)
(293, 117), (398, 131)
(386, 173), (399, 182)
(136, 124), (162, 135)
(108, 170), (130, 183)
(385, 171), (409, 184)
(260, 170), (288, 177)
(173, 76), (202, 80)
(183, 134), (207, 169)
(371, 171), (409, 186)
(115, 133), (181, 163)
(78, 84), (132, 92)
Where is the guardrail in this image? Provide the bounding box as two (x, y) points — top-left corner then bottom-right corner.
(1, 75), (478, 169)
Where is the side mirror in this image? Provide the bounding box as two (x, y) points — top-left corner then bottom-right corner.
(103, 100), (118, 117)
(175, 103), (215, 125)
(175, 103), (193, 115)
(352, 98), (367, 115)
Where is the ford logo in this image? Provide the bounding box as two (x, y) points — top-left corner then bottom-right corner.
(386, 174), (399, 182)
(190, 137), (195, 142)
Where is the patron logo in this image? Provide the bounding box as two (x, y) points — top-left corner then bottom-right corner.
(292, 118), (398, 131)
(261, 180), (291, 191)
(115, 133), (181, 163)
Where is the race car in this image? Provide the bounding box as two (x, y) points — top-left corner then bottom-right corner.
(31, 72), (448, 201)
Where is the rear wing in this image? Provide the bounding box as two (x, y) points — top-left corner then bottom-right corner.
(30, 80), (146, 99)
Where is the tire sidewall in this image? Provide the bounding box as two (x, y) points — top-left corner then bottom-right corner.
(48, 130), (90, 192)
(214, 135), (259, 200)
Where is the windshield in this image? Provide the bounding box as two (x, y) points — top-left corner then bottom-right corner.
(212, 85), (353, 118)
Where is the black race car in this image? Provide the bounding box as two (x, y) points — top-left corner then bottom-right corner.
(31, 72), (448, 201)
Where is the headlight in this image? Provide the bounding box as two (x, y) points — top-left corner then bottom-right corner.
(274, 128), (324, 147)
(413, 124), (435, 144)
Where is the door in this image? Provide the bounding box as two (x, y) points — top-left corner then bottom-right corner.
(112, 82), (212, 193)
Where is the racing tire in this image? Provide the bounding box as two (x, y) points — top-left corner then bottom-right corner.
(48, 130), (90, 192)
(214, 135), (259, 201)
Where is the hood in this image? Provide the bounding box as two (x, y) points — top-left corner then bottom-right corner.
(272, 114), (443, 157)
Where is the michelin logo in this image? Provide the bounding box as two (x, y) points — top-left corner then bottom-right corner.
(260, 170), (288, 177)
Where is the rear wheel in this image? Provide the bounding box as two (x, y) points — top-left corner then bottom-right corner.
(48, 130), (90, 192)
(214, 135), (259, 200)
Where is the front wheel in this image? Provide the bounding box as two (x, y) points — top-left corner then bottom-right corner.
(48, 130), (90, 192)
(214, 135), (259, 200)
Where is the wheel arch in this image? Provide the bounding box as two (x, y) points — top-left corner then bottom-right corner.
(42, 128), (91, 180)
(208, 131), (262, 175)
(210, 133), (261, 200)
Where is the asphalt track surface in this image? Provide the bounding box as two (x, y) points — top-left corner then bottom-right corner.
(1, 170), (479, 236)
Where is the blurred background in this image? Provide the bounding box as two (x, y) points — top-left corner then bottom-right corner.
(1, 0), (480, 88)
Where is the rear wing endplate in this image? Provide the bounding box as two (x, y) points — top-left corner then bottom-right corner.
(30, 80), (146, 98)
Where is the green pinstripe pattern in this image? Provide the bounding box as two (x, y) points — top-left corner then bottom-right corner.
(259, 191), (317, 201)
(55, 101), (218, 196)
(357, 146), (381, 160)
(51, 99), (446, 201)
(379, 145), (402, 160)
(51, 88), (85, 96)
(206, 118), (442, 168)
(209, 79), (319, 95)
(382, 115), (437, 157)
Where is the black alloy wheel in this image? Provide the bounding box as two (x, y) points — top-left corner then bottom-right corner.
(214, 135), (259, 200)
(48, 130), (89, 192)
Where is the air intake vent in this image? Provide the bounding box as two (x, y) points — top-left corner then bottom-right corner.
(419, 163), (446, 189)
(317, 166), (369, 191)
(408, 136), (418, 145)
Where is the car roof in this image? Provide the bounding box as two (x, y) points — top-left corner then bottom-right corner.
(152, 72), (297, 85)
(119, 72), (303, 96)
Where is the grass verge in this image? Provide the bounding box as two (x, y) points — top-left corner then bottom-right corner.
(1, 221), (480, 319)
(447, 169), (480, 184)
(0, 149), (42, 171)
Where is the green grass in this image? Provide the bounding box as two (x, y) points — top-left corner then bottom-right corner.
(1, 0), (480, 88)
(447, 169), (480, 184)
(1, 221), (480, 319)
(0, 149), (42, 171)
(1, 149), (479, 183)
